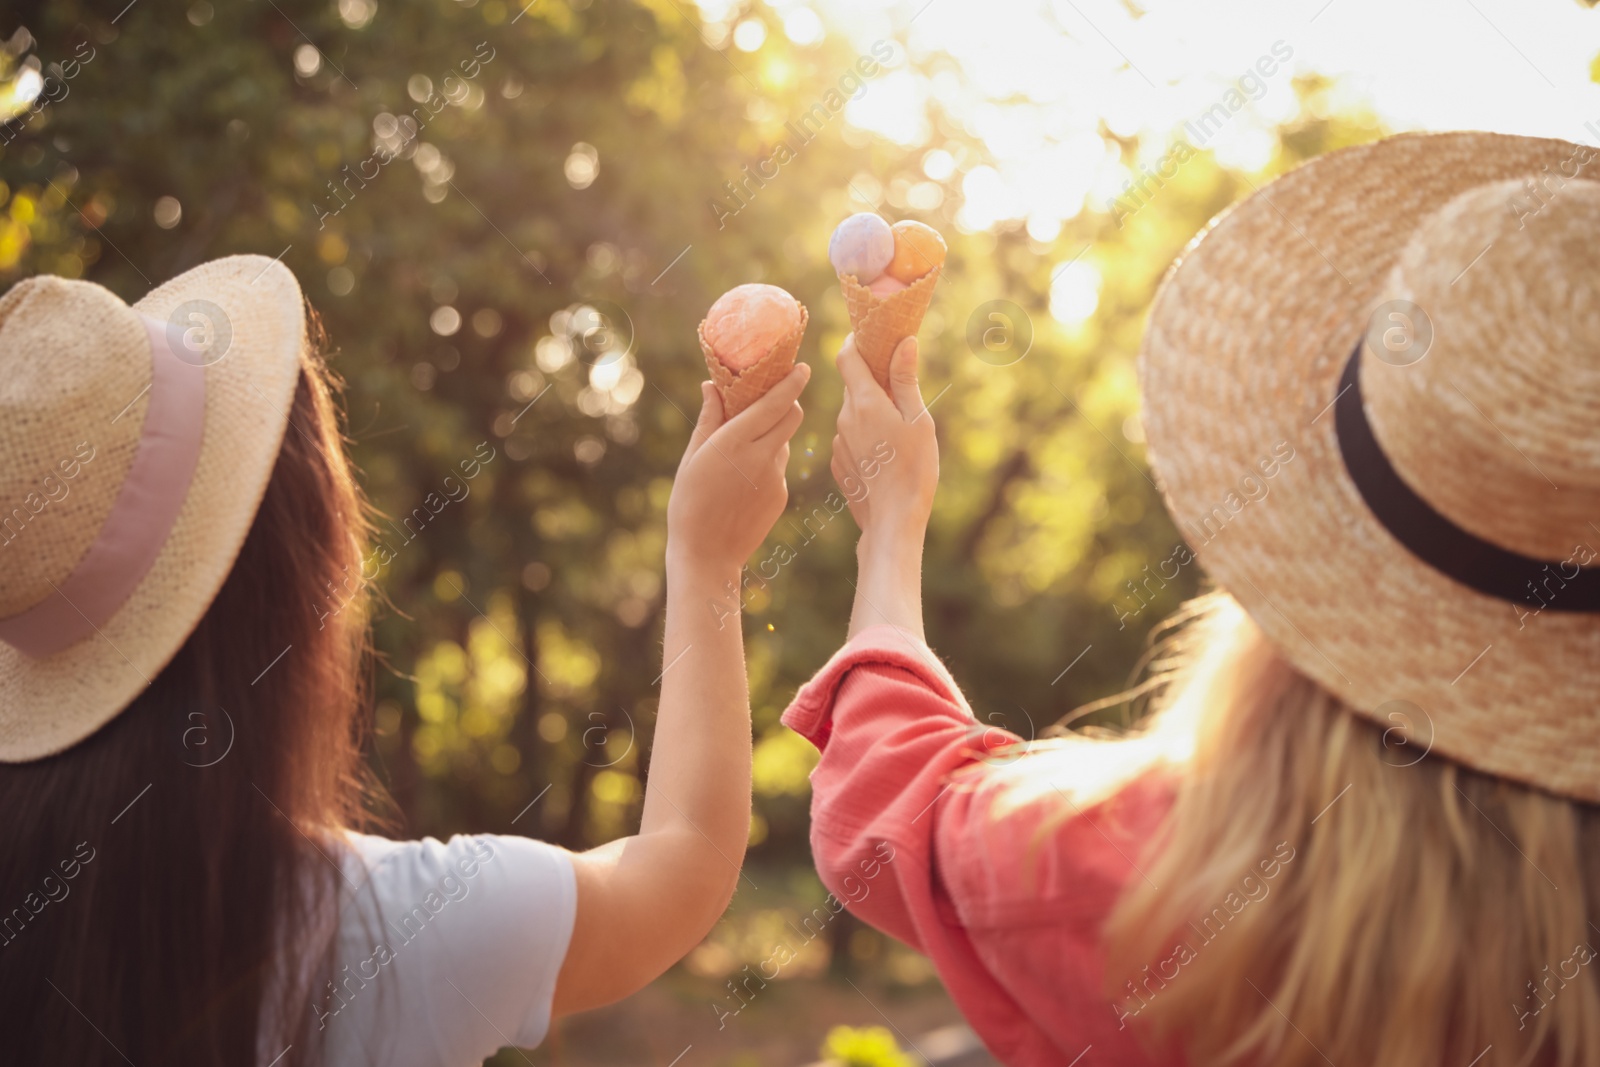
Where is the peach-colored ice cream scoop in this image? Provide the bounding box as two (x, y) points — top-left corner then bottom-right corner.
(702, 284), (804, 372)
(698, 284), (809, 417)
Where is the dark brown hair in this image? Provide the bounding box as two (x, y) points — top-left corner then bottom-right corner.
(0, 312), (375, 1066)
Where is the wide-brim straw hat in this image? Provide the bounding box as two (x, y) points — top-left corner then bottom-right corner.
(0, 255), (304, 761)
(1140, 130), (1600, 802)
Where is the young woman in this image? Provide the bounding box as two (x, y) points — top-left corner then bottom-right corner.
(0, 257), (809, 1065)
(797, 130), (1600, 1066)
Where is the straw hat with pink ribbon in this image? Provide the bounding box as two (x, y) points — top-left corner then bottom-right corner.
(0, 256), (304, 761)
(1140, 130), (1600, 801)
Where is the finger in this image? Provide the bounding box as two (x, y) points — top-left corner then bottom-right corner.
(683, 381), (723, 463)
(725, 363), (811, 440)
(888, 337), (925, 422)
(755, 400), (804, 446)
(834, 334), (883, 403)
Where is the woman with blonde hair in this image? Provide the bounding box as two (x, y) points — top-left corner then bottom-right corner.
(795, 130), (1600, 1066)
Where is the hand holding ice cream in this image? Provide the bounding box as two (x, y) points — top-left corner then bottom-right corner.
(829, 213), (946, 390)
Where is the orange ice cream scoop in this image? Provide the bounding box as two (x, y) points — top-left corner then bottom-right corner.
(702, 283), (804, 372)
(884, 220), (947, 284)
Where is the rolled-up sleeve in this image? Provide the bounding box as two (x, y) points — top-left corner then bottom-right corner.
(781, 625), (1042, 1055)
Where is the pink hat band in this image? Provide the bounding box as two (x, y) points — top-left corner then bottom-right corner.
(0, 316), (206, 658)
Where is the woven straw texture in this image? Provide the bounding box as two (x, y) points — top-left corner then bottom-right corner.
(700, 303), (809, 418)
(0, 256), (305, 761)
(1139, 130), (1600, 801)
(839, 268), (940, 390)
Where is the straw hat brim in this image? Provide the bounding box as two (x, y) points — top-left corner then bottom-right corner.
(1140, 130), (1600, 801)
(0, 255), (305, 761)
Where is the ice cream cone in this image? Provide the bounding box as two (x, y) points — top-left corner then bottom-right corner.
(699, 304), (809, 417)
(839, 267), (940, 391)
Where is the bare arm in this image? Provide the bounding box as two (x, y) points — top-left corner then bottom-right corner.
(551, 365), (810, 1017)
(830, 335), (939, 643)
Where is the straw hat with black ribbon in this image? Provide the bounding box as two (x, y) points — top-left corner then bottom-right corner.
(1140, 130), (1600, 802)
(0, 256), (305, 762)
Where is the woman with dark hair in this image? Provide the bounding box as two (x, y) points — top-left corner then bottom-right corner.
(0, 256), (810, 1065)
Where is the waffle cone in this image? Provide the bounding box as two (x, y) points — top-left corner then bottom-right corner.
(699, 304), (809, 418)
(839, 268), (940, 391)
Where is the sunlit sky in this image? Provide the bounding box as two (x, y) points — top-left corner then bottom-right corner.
(701, 0), (1600, 214)
(819, 0), (1600, 136)
(694, 0), (1599, 322)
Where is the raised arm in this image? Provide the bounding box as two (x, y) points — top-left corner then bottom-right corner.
(552, 364), (810, 1017)
(830, 334), (939, 642)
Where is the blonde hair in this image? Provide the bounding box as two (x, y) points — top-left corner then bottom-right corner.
(1028, 592), (1600, 1067)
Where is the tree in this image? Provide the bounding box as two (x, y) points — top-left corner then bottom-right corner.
(0, 0), (1383, 887)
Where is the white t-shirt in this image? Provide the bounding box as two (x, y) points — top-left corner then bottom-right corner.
(286, 831), (576, 1067)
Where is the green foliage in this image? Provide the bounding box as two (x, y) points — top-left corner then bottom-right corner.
(0, 0), (1385, 870)
(820, 1024), (916, 1067)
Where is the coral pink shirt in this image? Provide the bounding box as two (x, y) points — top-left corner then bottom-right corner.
(782, 625), (1181, 1066)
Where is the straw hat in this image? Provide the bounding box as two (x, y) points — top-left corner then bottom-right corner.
(1140, 130), (1600, 802)
(0, 255), (305, 761)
